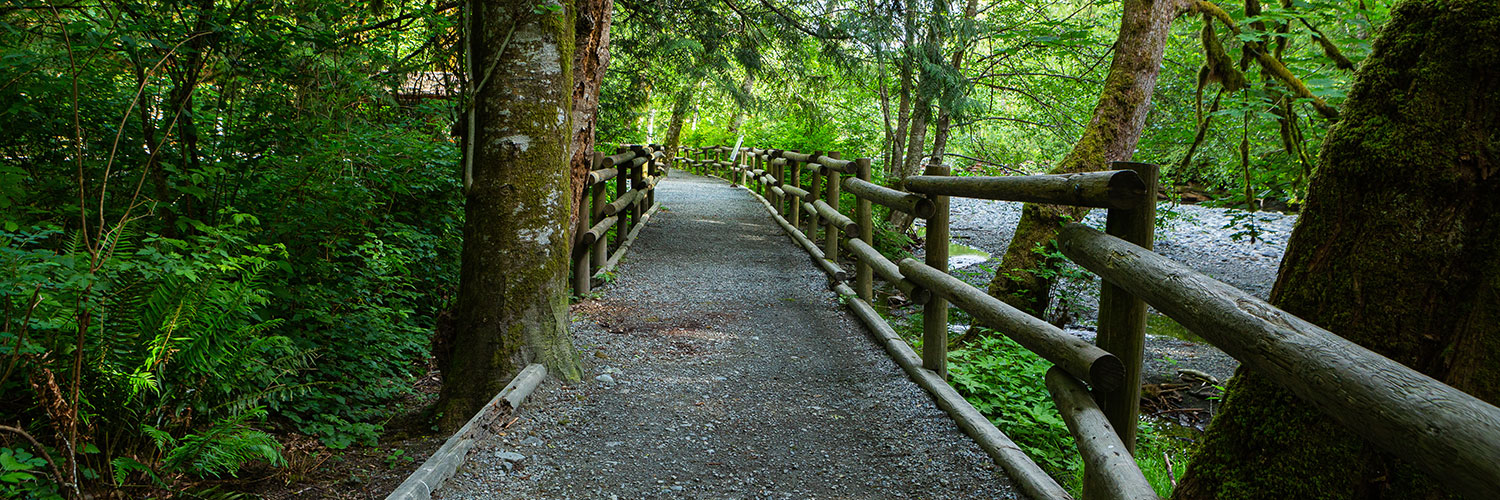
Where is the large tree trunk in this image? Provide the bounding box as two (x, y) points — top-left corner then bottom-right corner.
(568, 0), (613, 229)
(983, 0), (1188, 317)
(1174, 1), (1500, 497)
(437, 0), (584, 431)
(662, 86), (695, 157)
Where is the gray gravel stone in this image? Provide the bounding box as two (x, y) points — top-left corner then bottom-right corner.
(435, 170), (1016, 499)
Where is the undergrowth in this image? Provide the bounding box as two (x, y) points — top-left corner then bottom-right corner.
(892, 314), (1190, 497)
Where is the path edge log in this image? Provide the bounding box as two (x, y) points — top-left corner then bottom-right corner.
(387, 364), (547, 500)
(833, 283), (1073, 500)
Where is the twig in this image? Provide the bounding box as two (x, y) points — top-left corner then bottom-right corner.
(0, 425), (64, 491)
(1164, 451), (1177, 487)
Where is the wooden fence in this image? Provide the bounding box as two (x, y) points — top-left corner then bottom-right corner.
(571, 144), (666, 296)
(674, 144), (1500, 500)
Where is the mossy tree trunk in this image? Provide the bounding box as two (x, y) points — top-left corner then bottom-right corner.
(982, 0), (1189, 317)
(567, 0), (613, 229)
(1174, 1), (1500, 497)
(437, 0), (584, 432)
(663, 86), (695, 159)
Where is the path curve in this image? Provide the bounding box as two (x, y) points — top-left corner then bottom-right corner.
(436, 169), (1019, 499)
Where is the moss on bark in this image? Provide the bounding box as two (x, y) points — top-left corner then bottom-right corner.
(984, 0), (1187, 317)
(437, 0), (584, 432)
(1174, 1), (1500, 497)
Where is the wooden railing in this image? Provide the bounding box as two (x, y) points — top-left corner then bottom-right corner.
(571, 144), (666, 296)
(674, 144), (1500, 500)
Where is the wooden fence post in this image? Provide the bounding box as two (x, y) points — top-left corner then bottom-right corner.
(615, 146), (632, 244)
(1093, 161), (1158, 448)
(923, 160), (951, 379)
(590, 153), (608, 270)
(806, 152), (822, 240)
(855, 157), (874, 300)
(789, 154), (802, 229)
(823, 152), (842, 266)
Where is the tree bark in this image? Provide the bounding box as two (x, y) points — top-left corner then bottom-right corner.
(568, 0), (613, 229)
(438, 0), (584, 432)
(1174, 1), (1500, 497)
(928, 0), (980, 168)
(886, 0), (946, 233)
(983, 0), (1189, 317)
(889, 0), (917, 173)
(662, 86), (695, 157)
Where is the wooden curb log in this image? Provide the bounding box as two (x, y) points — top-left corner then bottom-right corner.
(833, 284), (1073, 500)
(386, 364), (547, 500)
(1059, 223), (1500, 500)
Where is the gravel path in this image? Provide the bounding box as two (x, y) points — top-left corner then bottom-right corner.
(436, 170), (1017, 499)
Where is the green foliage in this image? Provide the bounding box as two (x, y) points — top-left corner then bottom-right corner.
(0, 0), (462, 492)
(947, 333), (1081, 476)
(1, 447), (63, 500)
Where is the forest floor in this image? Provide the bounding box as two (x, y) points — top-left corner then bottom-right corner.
(436, 170), (1017, 499)
(219, 367), (448, 499)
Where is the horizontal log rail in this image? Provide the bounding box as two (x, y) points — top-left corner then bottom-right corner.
(1059, 223), (1500, 499)
(904, 170), (1148, 209)
(846, 239), (929, 305)
(812, 200), (857, 235)
(572, 145), (665, 296)
(898, 259), (1124, 393)
(843, 177), (935, 219)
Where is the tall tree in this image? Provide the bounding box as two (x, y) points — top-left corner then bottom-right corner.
(1175, 0), (1500, 496)
(438, 0), (585, 431)
(569, 0), (615, 227)
(983, 0), (1191, 316)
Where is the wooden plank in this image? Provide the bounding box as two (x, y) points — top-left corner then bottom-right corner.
(899, 258), (1123, 392)
(833, 285), (1074, 500)
(904, 170), (1147, 209)
(1046, 367), (1159, 500)
(1058, 223), (1500, 500)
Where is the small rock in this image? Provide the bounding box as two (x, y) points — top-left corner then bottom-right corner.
(596, 373), (616, 384)
(521, 436), (544, 447)
(495, 451), (526, 463)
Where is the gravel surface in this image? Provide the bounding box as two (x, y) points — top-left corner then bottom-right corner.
(436, 170), (1017, 499)
(926, 197), (1299, 387)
